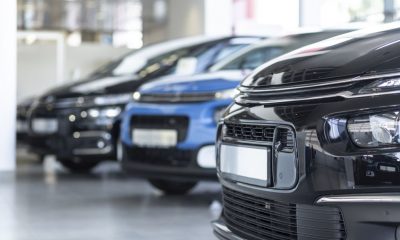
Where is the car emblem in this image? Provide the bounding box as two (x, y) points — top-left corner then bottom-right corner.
(264, 202), (271, 209)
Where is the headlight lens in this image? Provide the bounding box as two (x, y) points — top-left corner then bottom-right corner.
(87, 107), (121, 118)
(359, 78), (400, 94)
(132, 91), (141, 101)
(347, 111), (400, 147)
(94, 94), (132, 106)
(214, 88), (240, 100)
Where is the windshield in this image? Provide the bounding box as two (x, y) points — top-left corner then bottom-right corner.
(134, 40), (253, 79)
(218, 47), (284, 71)
(213, 31), (351, 72)
(88, 37), (224, 78)
(89, 39), (252, 80)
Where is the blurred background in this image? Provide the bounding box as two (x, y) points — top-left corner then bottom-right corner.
(16, 0), (397, 101)
(0, 0), (399, 240)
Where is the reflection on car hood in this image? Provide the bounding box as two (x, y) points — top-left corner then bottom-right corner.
(40, 74), (140, 100)
(139, 70), (249, 94)
(242, 23), (400, 88)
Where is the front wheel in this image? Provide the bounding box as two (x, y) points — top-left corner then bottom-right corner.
(59, 158), (100, 173)
(149, 179), (197, 195)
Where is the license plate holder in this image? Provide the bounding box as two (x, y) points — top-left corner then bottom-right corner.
(132, 129), (178, 148)
(220, 144), (271, 187)
(32, 118), (58, 134)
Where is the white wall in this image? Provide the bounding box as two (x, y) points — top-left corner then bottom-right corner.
(143, 0), (237, 45)
(167, 0), (206, 39)
(0, 0), (16, 171)
(204, 0), (234, 36)
(17, 43), (130, 102)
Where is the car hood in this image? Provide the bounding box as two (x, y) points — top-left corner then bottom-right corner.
(139, 70), (249, 95)
(242, 23), (400, 88)
(39, 74), (141, 100)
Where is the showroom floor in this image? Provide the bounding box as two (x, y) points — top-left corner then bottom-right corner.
(0, 152), (221, 240)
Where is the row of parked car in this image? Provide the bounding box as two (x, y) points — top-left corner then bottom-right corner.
(18, 22), (400, 239)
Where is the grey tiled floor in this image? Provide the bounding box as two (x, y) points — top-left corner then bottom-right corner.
(0, 154), (221, 240)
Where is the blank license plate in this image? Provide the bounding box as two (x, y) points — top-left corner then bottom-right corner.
(32, 118), (58, 134)
(220, 144), (270, 187)
(132, 129), (178, 148)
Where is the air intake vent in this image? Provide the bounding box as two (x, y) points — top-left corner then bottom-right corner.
(222, 187), (347, 240)
(225, 123), (275, 142)
(277, 128), (295, 152)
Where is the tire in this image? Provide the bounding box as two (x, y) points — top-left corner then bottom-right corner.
(59, 158), (100, 173)
(149, 179), (197, 195)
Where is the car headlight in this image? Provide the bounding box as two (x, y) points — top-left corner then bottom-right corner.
(347, 111), (400, 147)
(87, 107), (121, 118)
(94, 94), (132, 106)
(132, 91), (141, 101)
(359, 78), (400, 94)
(214, 88), (240, 100)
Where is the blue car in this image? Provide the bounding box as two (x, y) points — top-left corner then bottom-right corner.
(120, 30), (352, 194)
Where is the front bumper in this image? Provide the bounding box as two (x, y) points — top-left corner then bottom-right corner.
(121, 100), (232, 180)
(215, 93), (400, 240)
(28, 104), (122, 160)
(216, 180), (400, 240)
(213, 218), (243, 240)
(213, 196), (400, 240)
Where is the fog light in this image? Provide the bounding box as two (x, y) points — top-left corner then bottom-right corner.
(69, 114), (76, 122)
(97, 140), (105, 149)
(197, 145), (216, 168)
(347, 111), (400, 147)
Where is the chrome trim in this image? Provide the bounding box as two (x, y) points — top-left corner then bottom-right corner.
(239, 71), (400, 93)
(75, 131), (112, 140)
(73, 146), (113, 155)
(139, 92), (216, 103)
(316, 194), (400, 204)
(212, 219), (244, 240)
(71, 131), (113, 155)
(236, 89), (400, 105)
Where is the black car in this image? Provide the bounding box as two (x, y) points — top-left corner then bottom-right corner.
(213, 24), (400, 240)
(17, 97), (34, 145)
(27, 36), (261, 172)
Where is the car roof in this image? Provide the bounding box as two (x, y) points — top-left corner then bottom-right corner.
(210, 29), (355, 71)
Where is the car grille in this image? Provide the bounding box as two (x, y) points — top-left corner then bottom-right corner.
(235, 73), (379, 106)
(224, 123), (295, 150)
(125, 147), (194, 167)
(222, 187), (346, 240)
(225, 123), (275, 142)
(131, 115), (189, 142)
(139, 92), (216, 103)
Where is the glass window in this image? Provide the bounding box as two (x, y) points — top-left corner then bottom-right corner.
(220, 47), (284, 71)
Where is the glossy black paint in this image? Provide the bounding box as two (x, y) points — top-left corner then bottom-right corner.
(216, 24), (400, 240)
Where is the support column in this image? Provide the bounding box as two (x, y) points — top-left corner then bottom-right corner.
(0, 0), (17, 171)
(299, 0), (324, 27)
(384, 0), (395, 23)
(142, 0), (234, 45)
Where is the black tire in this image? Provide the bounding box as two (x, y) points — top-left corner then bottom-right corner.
(59, 158), (100, 173)
(149, 179), (197, 195)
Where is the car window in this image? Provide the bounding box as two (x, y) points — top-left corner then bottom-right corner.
(220, 47), (284, 70)
(136, 40), (227, 78)
(135, 48), (192, 78)
(214, 44), (247, 63)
